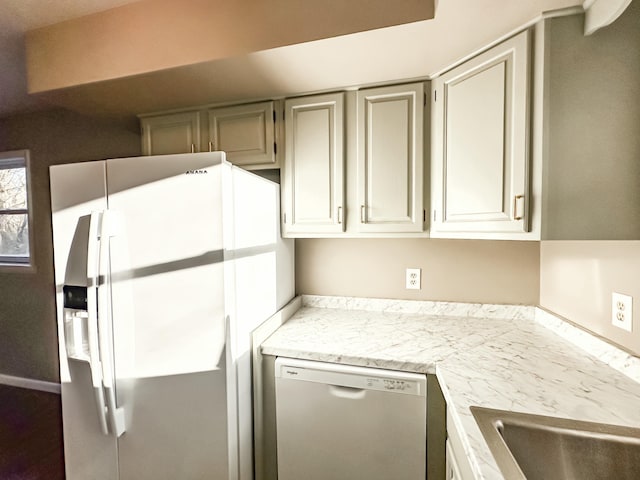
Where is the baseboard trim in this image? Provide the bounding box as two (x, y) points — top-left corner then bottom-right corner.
(0, 374), (61, 394)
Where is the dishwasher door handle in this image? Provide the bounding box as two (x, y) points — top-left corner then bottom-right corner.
(328, 384), (367, 400)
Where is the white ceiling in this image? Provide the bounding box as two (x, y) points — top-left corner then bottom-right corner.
(1, 0), (585, 121)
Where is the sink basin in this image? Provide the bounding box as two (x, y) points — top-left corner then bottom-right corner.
(471, 406), (640, 480)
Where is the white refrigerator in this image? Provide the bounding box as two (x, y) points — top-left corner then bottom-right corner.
(50, 152), (294, 480)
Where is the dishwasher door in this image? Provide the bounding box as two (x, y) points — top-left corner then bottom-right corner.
(275, 357), (427, 480)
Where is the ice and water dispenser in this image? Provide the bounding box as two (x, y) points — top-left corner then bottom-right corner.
(63, 285), (91, 361)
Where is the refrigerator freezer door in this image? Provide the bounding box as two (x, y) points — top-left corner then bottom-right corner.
(50, 161), (119, 480)
(106, 152), (230, 479)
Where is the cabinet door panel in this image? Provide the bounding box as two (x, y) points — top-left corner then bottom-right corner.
(208, 101), (276, 168)
(369, 99), (411, 221)
(432, 30), (530, 237)
(141, 111), (200, 156)
(283, 93), (344, 235)
(357, 83), (424, 233)
(446, 62), (506, 217)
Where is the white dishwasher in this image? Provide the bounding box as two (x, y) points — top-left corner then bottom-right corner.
(275, 357), (427, 480)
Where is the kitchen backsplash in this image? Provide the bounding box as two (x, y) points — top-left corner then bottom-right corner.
(295, 238), (540, 305)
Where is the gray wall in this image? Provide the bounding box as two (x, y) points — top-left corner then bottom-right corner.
(0, 108), (140, 382)
(543, 3), (640, 240)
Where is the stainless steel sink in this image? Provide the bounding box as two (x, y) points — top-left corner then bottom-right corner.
(471, 406), (640, 480)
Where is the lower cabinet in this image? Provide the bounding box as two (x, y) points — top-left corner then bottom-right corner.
(446, 406), (476, 480)
(446, 439), (464, 480)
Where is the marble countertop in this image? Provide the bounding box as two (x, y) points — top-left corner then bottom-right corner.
(261, 295), (640, 480)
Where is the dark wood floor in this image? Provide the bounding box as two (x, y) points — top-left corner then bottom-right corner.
(0, 385), (65, 480)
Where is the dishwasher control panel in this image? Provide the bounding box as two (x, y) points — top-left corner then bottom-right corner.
(381, 378), (411, 391)
(276, 357), (426, 396)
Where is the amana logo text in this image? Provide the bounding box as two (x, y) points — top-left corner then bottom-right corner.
(186, 169), (208, 175)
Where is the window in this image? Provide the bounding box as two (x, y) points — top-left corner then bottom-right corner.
(0, 150), (32, 267)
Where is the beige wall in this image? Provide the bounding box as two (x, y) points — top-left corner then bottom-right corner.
(0, 109), (140, 382)
(295, 238), (540, 305)
(540, 241), (640, 355)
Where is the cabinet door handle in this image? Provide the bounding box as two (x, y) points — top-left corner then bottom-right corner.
(208, 141), (213, 152)
(190, 143), (195, 153)
(337, 206), (343, 224)
(360, 205), (366, 223)
(513, 195), (525, 221)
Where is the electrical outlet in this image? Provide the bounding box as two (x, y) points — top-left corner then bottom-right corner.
(405, 268), (421, 290)
(612, 292), (633, 332)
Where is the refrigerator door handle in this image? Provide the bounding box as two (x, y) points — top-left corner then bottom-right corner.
(97, 210), (126, 437)
(87, 211), (109, 436)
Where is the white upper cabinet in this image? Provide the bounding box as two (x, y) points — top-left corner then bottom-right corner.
(282, 93), (345, 235)
(431, 30), (530, 239)
(356, 83), (425, 233)
(281, 84), (426, 238)
(140, 101), (280, 170)
(141, 111), (200, 156)
(207, 101), (277, 169)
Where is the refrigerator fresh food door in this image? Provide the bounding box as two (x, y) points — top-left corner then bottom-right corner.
(50, 161), (119, 480)
(106, 152), (230, 479)
(225, 166), (294, 480)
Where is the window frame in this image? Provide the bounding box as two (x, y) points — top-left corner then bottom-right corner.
(0, 150), (35, 271)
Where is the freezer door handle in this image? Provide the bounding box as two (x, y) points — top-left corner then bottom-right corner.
(87, 211), (109, 436)
(97, 210), (126, 437)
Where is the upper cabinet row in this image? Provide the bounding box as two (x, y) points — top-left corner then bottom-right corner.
(139, 33), (527, 239)
(282, 24), (529, 239)
(279, 27), (531, 239)
(139, 8), (640, 240)
(139, 31), (529, 239)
